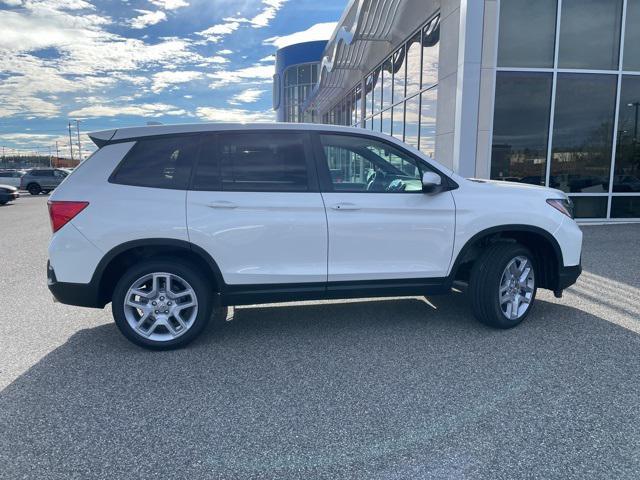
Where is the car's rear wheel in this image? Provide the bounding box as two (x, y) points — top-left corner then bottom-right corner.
(27, 183), (41, 195)
(112, 259), (213, 349)
(470, 242), (537, 329)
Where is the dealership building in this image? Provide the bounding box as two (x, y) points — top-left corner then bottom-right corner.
(273, 0), (640, 221)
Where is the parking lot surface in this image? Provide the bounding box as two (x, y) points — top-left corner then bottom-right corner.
(1, 195), (639, 479)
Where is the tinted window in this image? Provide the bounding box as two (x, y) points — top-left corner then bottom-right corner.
(623, 0), (640, 71)
(558, 0), (623, 70)
(320, 134), (429, 193)
(191, 135), (220, 191)
(614, 76), (640, 192)
(491, 72), (552, 184)
(498, 0), (557, 68)
(550, 74), (617, 193)
(611, 196), (640, 218)
(219, 133), (309, 192)
(111, 136), (197, 189)
(569, 196), (608, 218)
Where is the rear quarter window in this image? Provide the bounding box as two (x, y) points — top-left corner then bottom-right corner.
(110, 135), (198, 189)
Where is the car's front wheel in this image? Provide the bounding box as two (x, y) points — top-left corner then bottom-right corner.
(470, 242), (537, 329)
(27, 183), (41, 195)
(112, 259), (214, 349)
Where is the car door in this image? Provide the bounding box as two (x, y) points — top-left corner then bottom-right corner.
(315, 132), (456, 282)
(186, 131), (328, 287)
(53, 169), (67, 188)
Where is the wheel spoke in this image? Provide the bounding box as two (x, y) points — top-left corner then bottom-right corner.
(519, 267), (531, 283)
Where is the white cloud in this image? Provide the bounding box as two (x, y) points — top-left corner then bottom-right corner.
(207, 64), (274, 89)
(129, 9), (167, 29)
(196, 106), (273, 123)
(217, 49), (233, 55)
(196, 19), (240, 43)
(151, 70), (203, 93)
(148, 0), (188, 10)
(1, 0), (24, 6)
(250, 0), (287, 28)
(69, 103), (188, 118)
(229, 88), (266, 105)
(264, 21), (336, 49)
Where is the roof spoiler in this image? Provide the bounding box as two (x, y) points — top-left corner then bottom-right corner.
(88, 129), (117, 148)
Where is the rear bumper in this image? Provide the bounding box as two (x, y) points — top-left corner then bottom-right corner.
(47, 261), (103, 308)
(557, 263), (582, 290)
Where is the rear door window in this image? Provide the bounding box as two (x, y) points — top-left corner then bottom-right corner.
(111, 135), (198, 189)
(192, 132), (312, 192)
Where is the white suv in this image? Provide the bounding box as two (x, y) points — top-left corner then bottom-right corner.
(47, 123), (582, 349)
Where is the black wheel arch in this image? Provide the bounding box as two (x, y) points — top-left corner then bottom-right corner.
(92, 238), (226, 307)
(449, 225), (564, 291)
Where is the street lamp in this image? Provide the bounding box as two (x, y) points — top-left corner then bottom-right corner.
(628, 101), (640, 143)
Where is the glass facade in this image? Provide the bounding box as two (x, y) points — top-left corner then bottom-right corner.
(493, 0), (640, 219)
(283, 63), (319, 123)
(320, 14), (440, 159)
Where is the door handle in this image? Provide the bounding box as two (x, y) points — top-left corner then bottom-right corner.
(331, 203), (361, 211)
(207, 201), (237, 209)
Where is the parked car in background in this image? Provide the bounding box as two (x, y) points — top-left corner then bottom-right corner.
(20, 168), (69, 195)
(0, 169), (25, 188)
(0, 184), (19, 205)
(47, 123), (583, 350)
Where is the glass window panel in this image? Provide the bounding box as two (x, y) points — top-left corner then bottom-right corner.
(382, 58), (393, 110)
(113, 136), (196, 189)
(406, 31), (422, 97)
(558, 0), (623, 70)
(491, 72), (552, 185)
(404, 95), (420, 148)
(354, 85), (361, 125)
(569, 196), (608, 218)
(297, 64), (311, 84)
(372, 67), (382, 113)
(420, 88), (437, 159)
(422, 15), (439, 89)
(220, 133), (309, 192)
(372, 114), (380, 131)
(319, 134), (428, 192)
(365, 73), (374, 118)
(551, 74), (616, 193)
(624, 0), (640, 70)
(381, 109), (391, 135)
(497, 0), (557, 68)
(611, 196), (640, 218)
(392, 104), (404, 141)
(613, 76), (640, 192)
(392, 46), (406, 103)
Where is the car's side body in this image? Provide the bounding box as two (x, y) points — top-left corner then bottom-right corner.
(20, 168), (68, 193)
(47, 123), (582, 315)
(0, 170), (24, 188)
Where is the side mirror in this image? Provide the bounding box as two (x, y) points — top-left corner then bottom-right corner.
(422, 171), (443, 193)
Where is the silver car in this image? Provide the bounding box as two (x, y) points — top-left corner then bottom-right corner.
(20, 168), (69, 195)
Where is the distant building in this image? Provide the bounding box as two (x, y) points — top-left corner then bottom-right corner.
(274, 0), (640, 221)
(273, 40), (327, 123)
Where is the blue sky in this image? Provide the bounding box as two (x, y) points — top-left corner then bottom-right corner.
(0, 0), (344, 157)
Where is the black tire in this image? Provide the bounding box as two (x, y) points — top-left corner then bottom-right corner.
(112, 258), (214, 350)
(469, 242), (537, 329)
(27, 183), (41, 195)
(0, 200), (7, 205)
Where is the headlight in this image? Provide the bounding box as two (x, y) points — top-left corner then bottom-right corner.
(546, 198), (574, 219)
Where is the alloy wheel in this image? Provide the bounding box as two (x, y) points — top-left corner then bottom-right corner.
(123, 272), (198, 342)
(498, 255), (535, 320)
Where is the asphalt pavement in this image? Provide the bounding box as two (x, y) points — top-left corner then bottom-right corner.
(0, 195), (639, 479)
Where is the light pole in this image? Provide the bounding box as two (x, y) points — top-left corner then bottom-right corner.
(628, 101), (640, 143)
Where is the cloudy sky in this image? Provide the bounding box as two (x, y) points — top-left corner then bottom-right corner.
(0, 0), (342, 157)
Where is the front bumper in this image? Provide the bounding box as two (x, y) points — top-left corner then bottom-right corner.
(557, 263), (582, 290)
(47, 260), (103, 308)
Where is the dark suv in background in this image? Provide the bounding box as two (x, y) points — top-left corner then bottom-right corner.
(20, 168), (69, 195)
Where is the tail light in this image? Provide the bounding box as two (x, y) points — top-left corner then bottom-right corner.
(47, 201), (89, 233)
